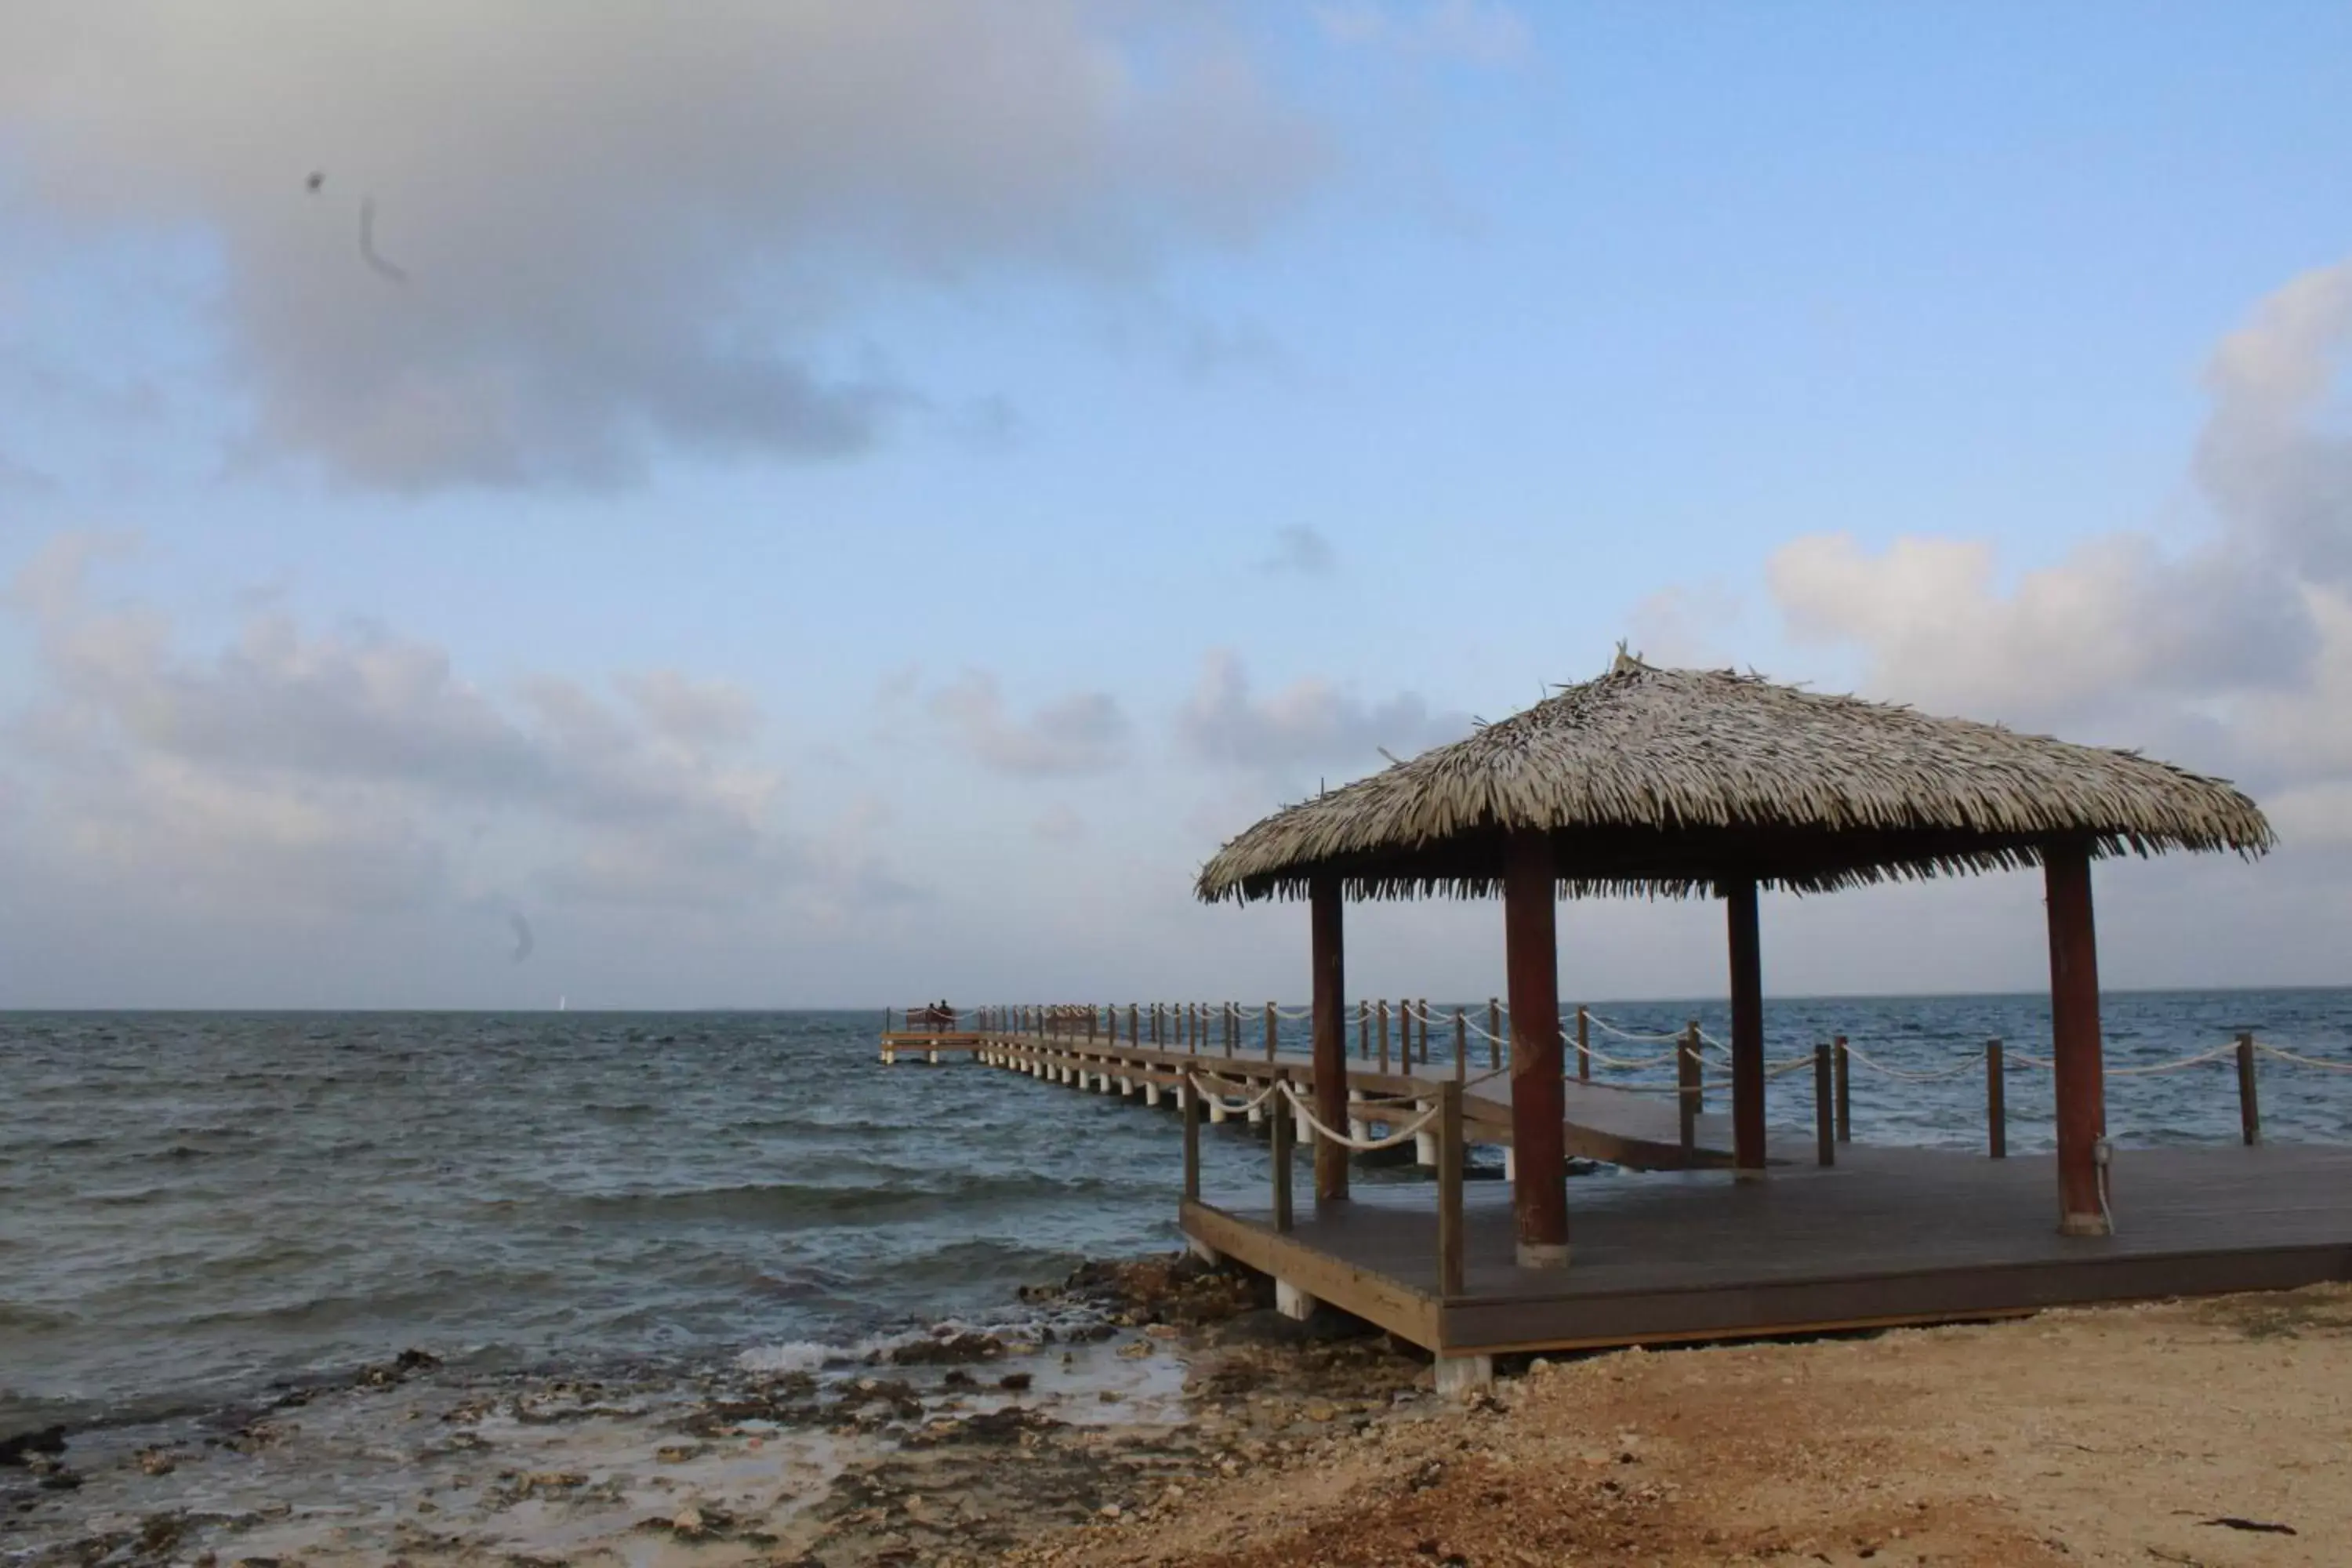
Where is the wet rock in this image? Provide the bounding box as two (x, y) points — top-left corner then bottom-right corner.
(0, 1425), (67, 1467)
(885, 1331), (1004, 1367)
(997, 1372), (1033, 1392)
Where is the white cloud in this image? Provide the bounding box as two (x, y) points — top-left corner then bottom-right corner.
(927, 670), (1131, 777)
(1178, 648), (1465, 771)
(1762, 256), (2352, 840)
(1314, 1), (1531, 67)
(2, 532), (893, 920)
(0, 3), (1326, 491)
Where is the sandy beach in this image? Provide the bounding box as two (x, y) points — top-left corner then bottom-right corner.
(9, 1262), (2348, 1567)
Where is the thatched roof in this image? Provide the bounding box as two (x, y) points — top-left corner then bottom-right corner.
(1196, 654), (2274, 903)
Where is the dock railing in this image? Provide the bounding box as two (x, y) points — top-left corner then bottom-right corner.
(915, 1003), (2352, 1296)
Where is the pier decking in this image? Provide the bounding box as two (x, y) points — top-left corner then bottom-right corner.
(886, 1024), (2352, 1380)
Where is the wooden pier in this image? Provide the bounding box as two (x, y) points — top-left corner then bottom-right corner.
(884, 1013), (2352, 1387)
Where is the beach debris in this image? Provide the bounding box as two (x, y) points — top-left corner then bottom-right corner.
(357, 1348), (441, 1388)
(2200, 1515), (2297, 1534)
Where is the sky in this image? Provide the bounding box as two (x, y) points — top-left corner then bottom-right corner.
(2, 2), (2350, 1009)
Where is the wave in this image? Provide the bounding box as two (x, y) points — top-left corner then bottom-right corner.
(561, 1171), (1120, 1228)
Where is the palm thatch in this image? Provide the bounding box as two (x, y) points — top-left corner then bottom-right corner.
(1196, 653), (2274, 904)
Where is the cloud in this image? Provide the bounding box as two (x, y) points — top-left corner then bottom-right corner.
(1260, 524), (1338, 576)
(1314, 1), (1531, 67)
(1178, 648), (1466, 770)
(1625, 583), (1742, 670)
(0, 4), (1326, 492)
(927, 670), (1131, 777)
(1, 532), (891, 919)
(1762, 256), (2352, 832)
(1032, 803), (1088, 844)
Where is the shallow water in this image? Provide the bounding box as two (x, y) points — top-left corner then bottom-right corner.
(5, 993), (2349, 1434)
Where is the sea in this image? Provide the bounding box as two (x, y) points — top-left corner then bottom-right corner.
(6, 990), (2352, 1441)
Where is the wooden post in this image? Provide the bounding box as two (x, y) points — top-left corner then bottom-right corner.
(1088, 1005), (1097, 1044)
(1128, 1003), (1138, 1045)
(2237, 1032), (2260, 1145)
(1987, 1038), (2007, 1159)
(1265, 1001), (1276, 1062)
(1833, 1033), (1851, 1142)
(1377, 999), (1390, 1073)
(1576, 1005), (1590, 1082)
(1357, 1000), (1367, 1061)
(884, 1006), (893, 1033)
(2045, 840), (2109, 1236)
(1678, 1022), (1700, 1158)
(1813, 1042), (1834, 1167)
(1454, 1007), (1467, 1083)
(1182, 1073), (1202, 1201)
(1437, 1079), (1465, 1298)
(1311, 876), (1349, 1203)
(1270, 1069), (1294, 1233)
(1416, 1000), (1428, 1065)
(1488, 998), (1501, 1070)
(1504, 830), (1569, 1267)
(1725, 876), (1766, 1181)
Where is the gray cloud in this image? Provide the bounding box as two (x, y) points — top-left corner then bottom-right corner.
(1314, 1), (1532, 67)
(1261, 524), (1338, 577)
(2, 533), (890, 920)
(0, 4), (1326, 492)
(1178, 648), (1466, 770)
(927, 670), (1131, 778)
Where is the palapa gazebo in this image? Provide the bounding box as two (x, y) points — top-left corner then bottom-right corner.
(1196, 652), (2274, 1267)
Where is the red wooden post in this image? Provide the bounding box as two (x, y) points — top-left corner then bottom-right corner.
(1504, 830), (1569, 1266)
(1311, 876), (1349, 1203)
(1813, 1042), (1834, 1167)
(1576, 1004), (1590, 1082)
(2045, 840), (2109, 1236)
(1833, 1033), (1850, 1142)
(1488, 997), (1501, 1071)
(1986, 1038), (2006, 1159)
(1725, 875), (1766, 1181)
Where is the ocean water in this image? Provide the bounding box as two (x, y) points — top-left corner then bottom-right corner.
(5, 992), (2350, 1437)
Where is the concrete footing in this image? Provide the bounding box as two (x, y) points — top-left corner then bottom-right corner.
(1414, 1100), (1436, 1167)
(1187, 1236), (1224, 1267)
(1274, 1279), (1319, 1321)
(1435, 1353), (1494, 1398)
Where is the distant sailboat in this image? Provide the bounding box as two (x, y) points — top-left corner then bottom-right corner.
(558, 995), (568, 1012)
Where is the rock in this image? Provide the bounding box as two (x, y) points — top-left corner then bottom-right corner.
(886, 1332), (1004, 1367)
(1116, 1341), (1153, 1360)
(997, 1373), (1033, 1392)
(1099, 1503), (1123, 1520)
(136, 1448), (178, 1476)
(0, 1425), (67, 1467)
(1304, 1402), (1336, 1423)
(655, 1443), (706, 1463)
(672, 1504), (706, 1537)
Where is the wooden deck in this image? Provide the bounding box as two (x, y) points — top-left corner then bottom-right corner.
(1185, 1142), (2352, 1358)
(885, 1027), (2352, 1363)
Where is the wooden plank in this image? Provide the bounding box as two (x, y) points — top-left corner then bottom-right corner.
(1181, 1199), (1441, 1346)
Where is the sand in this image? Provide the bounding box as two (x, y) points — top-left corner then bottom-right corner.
(1002, 1283), (2352, 1568)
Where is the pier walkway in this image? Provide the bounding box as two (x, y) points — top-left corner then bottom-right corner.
(884, 1015), (2352, 1386)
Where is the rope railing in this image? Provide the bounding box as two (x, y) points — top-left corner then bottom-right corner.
(1275, 1080), (1439, 1152)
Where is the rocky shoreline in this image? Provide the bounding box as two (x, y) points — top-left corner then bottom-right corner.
(2, 1253), (1439, 1568)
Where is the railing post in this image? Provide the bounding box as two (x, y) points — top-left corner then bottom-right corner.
(2238, 1032), (2260, 1145)
(1271, 1072), (1294, 1233)
(1377, 1000), (1390, 1073)
(1420, 999), (1432, 1065)
(1487, 997), (1501, 1071)
(1678, 1022), (1700, 1159)
(1357, 1000), (1367, 1061)
(1265, 1001), (1276, 1061)
(1454, 1007), (1468, 1083)
(1833, 1033), (1851, 1143)
(1813, 1042), (1835, 1167)
(1437, 1079), (1465, 1298)
(1087, 1006), (1097, 1044)
(1576, 1005), (1590, 1082)
(1987, 1038), (2006, 1160)
(1182, 1070), (1202, 1202)
(884, 1006), (893, 1034)
(1128, 1003), (1137, 1045)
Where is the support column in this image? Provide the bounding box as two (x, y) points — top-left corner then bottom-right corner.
(1504, 830), (1569, 1267)
(2045, 840), (2110, 1236)
(1726, 875), (1767, 1181)
(1311, 873), (1349, 1203)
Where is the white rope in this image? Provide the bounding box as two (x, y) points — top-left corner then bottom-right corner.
(1185, 1073), (1279, 1113)
(1277, 1081), (1439, 1152)
(1581, 1044), (1680, 1069)
(2254, 1042), (2352, 1073)
(2106, 1040), (2243, 1076)
(1581, 1013), (1686, 1044)
(1838, 1042), (1984, 1083)
(1460, 1013), (1510, 1047)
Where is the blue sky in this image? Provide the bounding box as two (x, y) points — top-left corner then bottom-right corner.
(3, 2), (2350, 1007)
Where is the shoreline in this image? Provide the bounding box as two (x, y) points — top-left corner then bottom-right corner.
(10, 1263), (2350, 1566)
